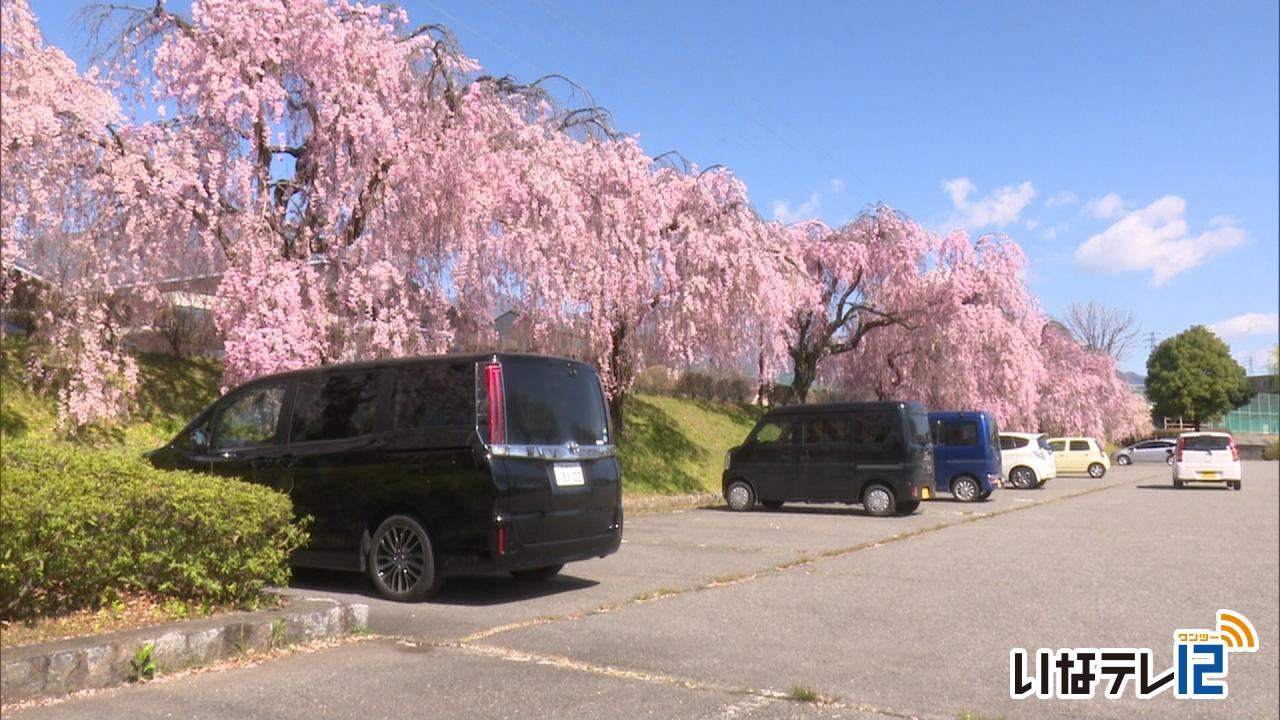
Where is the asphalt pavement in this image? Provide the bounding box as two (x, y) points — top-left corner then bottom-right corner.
(9, 460), (1277, 720)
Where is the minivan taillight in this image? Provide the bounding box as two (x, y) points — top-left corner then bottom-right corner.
(485, 362), (505, 445)
(1175, 437), (1184, 462)
(1229, 438), (1239, 461)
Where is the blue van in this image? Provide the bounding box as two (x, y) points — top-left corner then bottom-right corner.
(929, 411), (1003, 502)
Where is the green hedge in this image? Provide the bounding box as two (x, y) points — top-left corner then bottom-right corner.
(0, 439), (308, 621)
(1264, 437), (1280, 461)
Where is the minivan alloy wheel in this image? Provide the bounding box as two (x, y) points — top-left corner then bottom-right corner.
(377, 525), (426, 593)
(369, 514), (439, 602)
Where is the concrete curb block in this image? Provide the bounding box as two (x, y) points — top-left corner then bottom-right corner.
(1, 598), (369, 704)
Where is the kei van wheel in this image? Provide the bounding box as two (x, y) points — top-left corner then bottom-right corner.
(863, 484), (896, 517)
(726, 481), (756, 511)
(951, 476), (980, 502)
(1009, 466), (1037, 489)
(1088, 463), (1106, 478)
(368, 514), (440, 602)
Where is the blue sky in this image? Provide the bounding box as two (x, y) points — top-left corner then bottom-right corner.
(29, 0), (1280, 375)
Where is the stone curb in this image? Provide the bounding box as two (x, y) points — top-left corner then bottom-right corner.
(1, 597), (369, 705)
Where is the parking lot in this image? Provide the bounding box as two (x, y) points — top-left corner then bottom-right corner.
(13, 461), (1278, 719)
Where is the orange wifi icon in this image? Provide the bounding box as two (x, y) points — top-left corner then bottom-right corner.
(1217, 610), (1258, 652)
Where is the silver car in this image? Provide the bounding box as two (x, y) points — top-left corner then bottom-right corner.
(1114, 438), (1177, 465)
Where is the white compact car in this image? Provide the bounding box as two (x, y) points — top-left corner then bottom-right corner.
(998, 432), (1057, 489)
(1172, 432), (1242, 490)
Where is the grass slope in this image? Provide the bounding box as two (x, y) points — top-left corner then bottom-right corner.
(1, 339), (221, 448)
(2, 340), (760, 497)
(618, 394), (762, 496)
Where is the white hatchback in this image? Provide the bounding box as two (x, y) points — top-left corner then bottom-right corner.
(998, 432), (1057, 489)
(1172, 432), (1242, 490)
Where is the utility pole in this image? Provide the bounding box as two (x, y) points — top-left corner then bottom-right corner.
(1145, 332), (1159, 353)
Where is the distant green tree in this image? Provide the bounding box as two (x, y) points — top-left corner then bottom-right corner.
(1146, 326), (1253, 425)
(1269, 342), (1280, 393)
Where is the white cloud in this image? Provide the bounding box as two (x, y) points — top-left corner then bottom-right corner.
(829, 178), (845, 194)
(771, 192), (822, 224)
(1211, 313), (1279, 339)
(1046, 190), (1077, 209)
(942, 177), (1037, 229)
(1085, 193), (1129, 220)
(1024, 219), (1041, 230)
(1073, 195), (1246, 285)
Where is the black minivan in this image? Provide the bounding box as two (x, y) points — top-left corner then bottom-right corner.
(721, 402), (934, 517)
(147, 353), (623, 601)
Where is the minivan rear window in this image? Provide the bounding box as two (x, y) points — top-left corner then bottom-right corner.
(291, 371), (380, 442)
(503, 359), (610, 446)
(393, 362), (473, 429)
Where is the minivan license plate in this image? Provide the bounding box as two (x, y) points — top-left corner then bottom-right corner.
(553, 463), (585, 487)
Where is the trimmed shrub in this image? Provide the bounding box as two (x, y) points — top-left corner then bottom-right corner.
(633, 365), (676, 396)
(676, 371), (716, 401)
(0, 438), (308, 621)
(1264, 437), (1280, 461)
(713, 377), (750, 404)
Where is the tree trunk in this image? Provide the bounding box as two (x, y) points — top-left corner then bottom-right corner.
(755, 348), (768, 406)
(609, 392), (626, 442)
(790, 357), (817, 404)
(607, 322), (632, 441)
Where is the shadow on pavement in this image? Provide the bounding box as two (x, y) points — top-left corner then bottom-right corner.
(289, 568), (599, 606)
(699, 500), (997, 517)
(699, 504), (858, 517)
(1135, 484), (1232, 491)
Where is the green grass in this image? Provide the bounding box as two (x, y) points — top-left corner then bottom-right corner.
(1, 338), (221, 449)
(3, 339), (761, 497)
(617, 394), (762, 495)
(786, 685), (838, 704)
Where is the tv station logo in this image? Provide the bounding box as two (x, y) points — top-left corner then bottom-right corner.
(1010, 609), (1259, 701)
